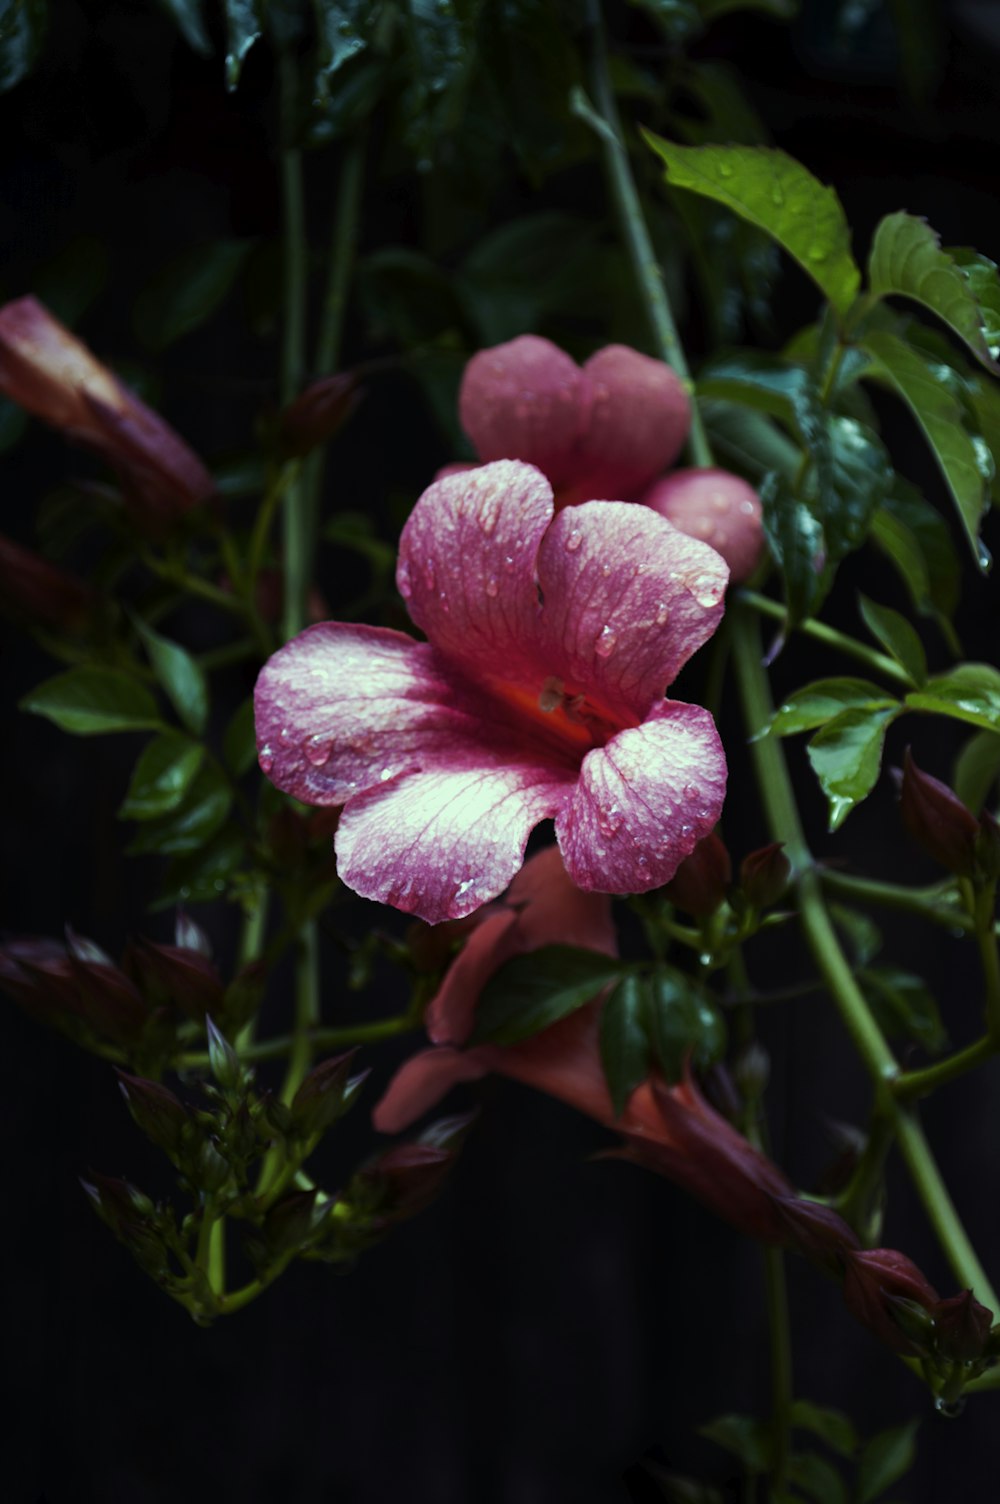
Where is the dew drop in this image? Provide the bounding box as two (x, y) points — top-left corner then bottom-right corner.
(594, 625), (617, 658)
(680, 821), (693, 838)
(934, 1396), (965, 1419)
(485, 575), (499, 598)
(682, 782), (699, 800)
(504, 553), (515, 568)
(977, 538), (993, 573)
(423, 561), (437, 590)
(379, 767), (393, 782)
(807, 245), (828, 263)
(600, 562), (612, 578)
(304, 735), (331, 768)
(259, 745), (274, 774)
(689, 572), (725, 608)
(739, 498), (756, 516)
(438, 590), (450, 613)
(718, 162), (734, 178)
(397, 559), (412, 597)
(480, 501), (500, 536)
(655, 601), (670, 627)
(711, 492), (729, 513)
(566, 528), (583, 553)
(637, 854), (648, 868)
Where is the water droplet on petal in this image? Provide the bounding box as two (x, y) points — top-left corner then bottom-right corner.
(711, 492), (728, 512)
(566, 528), (583, 553)
(485, 575), (499, 598)
(480, 501), (500, 536)
(637, 854), (648, 868)
(305, 735), (331, 768)
(504, 554), (515, 568)
(682, 782), (699, 801)
(739, 499), (756, 516)
(594, 625), (617, 658)
(438, 590), (450, 613)
(689, 572), (725, 608)
(397, 559), (412, 598)
(655, 601), (670, 627)
(379, 767), (393, 782)
(259, 746), (274, 774)
(422, 561), (436, 590)
(600, 562), (612, 578)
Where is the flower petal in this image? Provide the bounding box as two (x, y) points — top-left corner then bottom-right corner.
(372, 1046), (492, 1134)
(254, 622), (470, 805)
(397, 461), (552, 684)
(335, 757), (574, 923)
(641, 467), (764, 584)
(577, 345), (690, 497)
(459, 335), (591, 487)
(535, 501), (729, 721)
(425, 907), (520, 1045)
(555, 701), (726, 893)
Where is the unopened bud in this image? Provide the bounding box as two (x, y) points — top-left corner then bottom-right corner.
(205, 1016), (244, 1091)
(0, 531), (93, 632)
(117, 1071), (190, 1158)
(770, 1194), (859, 1277)
(933, 1289), (994, 1362)
(278, 372), (361, 458)
(843, 1247), (939, 1354)
(259, 1189), (321, 1258)
(122, 937), (224, 1018)
(739, 843), (791, 909)
(289, 1051), (365, 1140)
(663, 832), (731, 917)
(899, 749), (979, 878)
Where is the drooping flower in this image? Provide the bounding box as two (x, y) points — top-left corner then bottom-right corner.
(458, 335), (691, 507)
(639, 467), (765, 584)
(255, 460), (729, 923)
(0, 296), (214, 525)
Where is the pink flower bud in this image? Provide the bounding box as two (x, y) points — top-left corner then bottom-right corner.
(932, 1289), (994, 1362)
(278, 372), (362, 458)
(739, 842), (791, 909)
(899, 749), (979, 878)
(640, 467), (765, 584)
(662, 831), (731, 917)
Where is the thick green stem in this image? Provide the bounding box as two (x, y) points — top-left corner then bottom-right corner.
(282, 921), (321, 1105)
(894, 1035), (996, 1101)
(733, 605), (998, 1309)
(737, 589), (913, 689)
(763, 1246), (793, 1495)
(584, 0), (712, 466)
(181, 1013), (419, 1071)
(820, 869), (971, 932)
(279, 52), (310, 648)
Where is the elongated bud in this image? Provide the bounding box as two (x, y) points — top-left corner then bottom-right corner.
(0, 533), (93, 632)
(663, 832), (731, 917)
(289, 1051), (366, 1140)
(121, 937), (224, 1018)
(933, 1290), (994, 1362)
(205, 1017), (244, 1091)
(843, 1247), (939, 1354)
(899, 749), (979, 878)
(116, 1070), (190, 1158)
(278, 371), (362, 458)
(739, 843), (790, 909)
(769, 1194), (859, 1277)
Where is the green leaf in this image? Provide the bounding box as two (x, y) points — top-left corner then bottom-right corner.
(949, 248), (1000, 363)
(644, 968), (725, 1083)
(699, 1413), (771, 1474)
(642, 135), (860, 314)
(806, 706), (898, 830)
(789, 1400), (858, 1459)
(128, 761), (233, 856)
(458, 213), (603, 347)
(954, 729), (1000, 813)
(223, 0), (261, 89)
(696, 351), (824, 442)
(858, 968), (946, 1055)
(119, 732), (205, 820)
(758, 471), (826, 627)
(154, 0), (211, 54)
(0, 0), (47, 93)
(862, 329), (991, 564)
(134, 239), (252, 351)
(857, 596), (927, 687)
(830, 905), (882, 969)
(471, 946), (624, 1046)
(786, 1450), (848, 1504)
(21, 667), (163, 736)
(223, 698), (258, 777)
(360, 247), (464, 347)
(700, 400), (801, 481)
(870, 483), (960, 622)
(599, 974), (650, 1119)
(856, 1420), (918, 1504)
(134, 618), (209, 736)
(904, 664), (1000, 734)
(153, 826), (245, 909)
(816, 414), (893, 571)
(867, 213), (1000, 371)
(313, 0), (371, 88)
(770, 678), (898, 738)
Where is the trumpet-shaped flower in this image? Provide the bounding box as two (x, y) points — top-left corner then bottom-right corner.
(255, 461), (728, 923)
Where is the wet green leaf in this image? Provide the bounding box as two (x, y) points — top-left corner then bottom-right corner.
(153, 826), (246, 908)
(0, 0), (47, 94)
(858, 967), (946, 1054)
(599, 974), (650, 1119)
(21, 667), (163, 736)
(644, 968), (725, 1083)
(120, 732), (205, 820)
(134, 618), (209, 736)
(758, 471), (825, 627)
(862, 329), (991, 565)
(128, 761), (233, 856)
(806, 705), (898, 830)
(954, 729), (1000, 813)
(787, 1450), (848, 1504)
(471, 946), (624, 1046)
(770, 678), (898, 738)
(904, 664), (1000, 734)
(642, 135), (860, 313)
(223, 0), (262, 89)
(134, 240), (252, 351)
(870, 483), (960, 623)
(857, 595), (927, 687)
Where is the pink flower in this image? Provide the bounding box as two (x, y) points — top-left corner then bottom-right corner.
(458, 335), (691, 507)
(255, 460), (728, 923)
(639, 467), (765, 584)
(0, 296), (214, 525)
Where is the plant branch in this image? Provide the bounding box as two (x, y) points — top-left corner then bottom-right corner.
(737, 589), (913, 688)
(820, 869), (972, 931)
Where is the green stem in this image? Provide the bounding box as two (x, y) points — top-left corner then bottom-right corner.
(820, 869), (971, 932)
(737, 589), (913, 688)
(279, 51), (310, 648)
(893, 1035), (996, 1101)
(732, 605), (998, 1309)
(763, 1245), (793, 1497)
(207, 1216), (226, 1296)
(584, 0), (712, 467)
(975, 883), (1000, 1040)
(180, 1013), (418, 1071)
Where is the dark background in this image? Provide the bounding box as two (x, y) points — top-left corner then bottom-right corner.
(3, 2), (1000, 1499)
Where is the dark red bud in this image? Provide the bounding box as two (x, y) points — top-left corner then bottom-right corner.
(932, 1289), (994, 1362)
(121, 937), (224, 1018)
(116, 1070), (190, 1157)
(899, 749), (979, 878)
(663, 832), (732, 917)
(278, 372), (362, 459)
(740, 843), (791, 909)
(843, 1247), (940, 1354)
(0, 533), (93, 632)
(769, 1195), (859, 1277)
(289, 1051), (364, 1140)
(261, 1189), (321, 1257)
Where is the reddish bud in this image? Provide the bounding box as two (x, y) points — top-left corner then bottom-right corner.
(289, 1051), (364, 1140)
(769, 1195), (859, 1277)
(663, 832), (731, 917)
(278, 372), (361, 458)
(899, 749), (980, 878)
(121, 938), (224, 1019)
(640, 467), (765, 584)
(739, 843), (790, 909)
(0, 533), (93, 632)
(932, 1289), (994, 1362)
(116, 1070), (190, 1157)
(843, 1247), (940, 1354)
